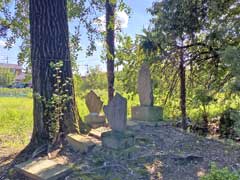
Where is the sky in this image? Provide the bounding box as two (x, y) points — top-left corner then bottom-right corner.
(0, 0), (155, 75)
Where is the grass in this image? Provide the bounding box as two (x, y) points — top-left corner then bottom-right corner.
(0, 89), (139, 148)
(1, 88), (239, 149)
(0, 88), (32, 97)
(0, 97), (33, 148)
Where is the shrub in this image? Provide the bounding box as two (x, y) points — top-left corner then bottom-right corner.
(201, 164), (240, 180)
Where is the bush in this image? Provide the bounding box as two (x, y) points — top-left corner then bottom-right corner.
(0, 67), (15, 87)
(219, 108), (240, 139)
(201, 164), (240, 180)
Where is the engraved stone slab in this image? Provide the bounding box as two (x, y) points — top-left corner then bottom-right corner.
(137, 63), (153, 106)
(103, 93), (127, 132)
(85, 90), (103, 114)
(15, 158), (72, 180)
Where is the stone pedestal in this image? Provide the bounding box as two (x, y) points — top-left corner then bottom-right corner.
(66, 134), (95, 153)
(101, 131), (135, 150)
(85, 113), (106, 128)
(131, 106), (163, 121)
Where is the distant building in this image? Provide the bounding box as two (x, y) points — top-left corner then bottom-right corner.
(0, 63), (25, 82)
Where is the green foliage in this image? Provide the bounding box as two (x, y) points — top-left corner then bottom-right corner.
(0, 67), (15, 87)
(221, 46), (240, 77)
(35, 61), (73, 144)
(200, 164), (240, 180)
(220, 108), (240, 138)
(22, 73), (32, 83)
(194, 89), (213, 106)
(115, 34), (145, 94)
(79, 66), (108, 91)
(114, 0), (240, 126)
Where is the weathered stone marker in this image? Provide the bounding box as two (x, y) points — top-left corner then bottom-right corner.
(15, 158), (72, 180)
(85, 90), (103, 114)
(84, 90), (106, 128)
(137, 63), (153, 106)
(101, 93), (134, 149)
(131, 63), (163, 121)
(104, 93), (127, 131)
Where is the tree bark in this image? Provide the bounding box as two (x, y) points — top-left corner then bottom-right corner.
(179, 48), (187, 130)
(106, 0), (116, 103)
(29, 0), (81, 145)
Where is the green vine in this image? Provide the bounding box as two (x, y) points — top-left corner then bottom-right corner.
(35, 61), (73, 145)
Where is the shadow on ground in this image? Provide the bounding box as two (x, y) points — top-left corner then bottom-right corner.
(1, 121), (240, 180)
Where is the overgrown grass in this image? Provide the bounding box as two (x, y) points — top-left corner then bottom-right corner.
(0, 89), (139, 148)
(0, 97), (33, 148)
(1, 88), (240, 148)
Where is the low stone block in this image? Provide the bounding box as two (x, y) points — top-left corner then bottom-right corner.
(15, 158), (72, 180)
(85, 114), (106, 128)
(131, 106), (163, 121)
(101, 131), (135, 150)
(66, 134), (95, 153)
(89, 127), (111, 139)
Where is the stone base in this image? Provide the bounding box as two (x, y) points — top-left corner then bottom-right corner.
(89, 127), (111, 139)
(66, 134), (95, 153)
(131, 106), (163, 121)
(101, 131), (135, 150)
(85, 114), (106, 128)
(15, 158), (72, 180)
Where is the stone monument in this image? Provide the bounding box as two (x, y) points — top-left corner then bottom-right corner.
(84, 90), (106, 128)
(101, 93), (134, 149)
(131, 63), (163, 121)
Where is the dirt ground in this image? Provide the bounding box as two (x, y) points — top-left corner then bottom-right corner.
(1, 121), (240, 180)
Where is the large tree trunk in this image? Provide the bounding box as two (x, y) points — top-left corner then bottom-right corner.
(29, 0), (81, 146)
(179, 48), (187, 130)
(106, 0), (116, 103)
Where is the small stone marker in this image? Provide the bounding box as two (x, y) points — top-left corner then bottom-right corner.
(84, 91), (106, 128)
(15, 158), (71, 180)
(85, 90), (103, 113)
(66, 134), (95, 153)
(131, 63), (163, 121)
(102, 93), (135, 150)
(103, 93), (127, 132)
(137, 63), (153, 106)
